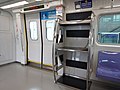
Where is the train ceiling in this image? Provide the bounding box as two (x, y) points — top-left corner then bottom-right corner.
(0, 0), (56, 9)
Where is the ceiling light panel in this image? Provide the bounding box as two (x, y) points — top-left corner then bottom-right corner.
(0, 1), (29, 9)
(35, 0), (42, 1)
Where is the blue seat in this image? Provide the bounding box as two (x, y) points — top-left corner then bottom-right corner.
(96, 51), (120, 82)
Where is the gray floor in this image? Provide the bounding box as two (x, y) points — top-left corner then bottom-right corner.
(0, 63), (119, 90)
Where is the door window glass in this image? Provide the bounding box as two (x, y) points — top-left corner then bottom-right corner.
(30, 21), (38, 40)
(46, 20), (56, 41)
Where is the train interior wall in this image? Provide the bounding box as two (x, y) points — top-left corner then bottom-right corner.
(0, 0), (120, 89)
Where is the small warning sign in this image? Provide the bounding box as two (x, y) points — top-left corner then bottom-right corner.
(75, 0), (92, 9)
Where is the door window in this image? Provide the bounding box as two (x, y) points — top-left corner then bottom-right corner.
(46, 20), (56, 41)
(30, 21), (38, 40)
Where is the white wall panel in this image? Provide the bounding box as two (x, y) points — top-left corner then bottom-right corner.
(0, 32), (13, 62)
(0, 10), (15, 65)
(64, 0), (118, 13)
(113, 0), (120, 5)
(92, 0), (111, 9)
(0, 16), (9, 31)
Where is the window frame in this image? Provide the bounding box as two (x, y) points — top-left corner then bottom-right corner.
(97, 12), (120, 45)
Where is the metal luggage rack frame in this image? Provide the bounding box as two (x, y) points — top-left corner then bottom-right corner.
(52, 17), (93, 90)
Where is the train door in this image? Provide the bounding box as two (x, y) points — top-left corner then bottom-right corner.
(41, 10), (56, 67)
(25, 12), (42, 65)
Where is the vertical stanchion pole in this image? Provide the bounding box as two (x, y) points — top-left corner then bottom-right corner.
(86, 24), (93, 90)
(52, 19), (59, 83)
(111, 0), (114, 8)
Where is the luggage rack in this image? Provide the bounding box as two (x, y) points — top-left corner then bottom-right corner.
(60, 20), (91, 25)
(57, 47), (88, 52)
(52, 18), (93, 90)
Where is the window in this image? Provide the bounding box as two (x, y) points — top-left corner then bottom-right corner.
(98, 13), (120, 44)
(46, 20), (56, 41)
(30, 21), (38, 40)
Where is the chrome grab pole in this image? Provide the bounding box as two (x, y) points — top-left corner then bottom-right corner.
(52, 18), (59, 83)
(86, 22), (94, 90)
(111, 0), (114, 9)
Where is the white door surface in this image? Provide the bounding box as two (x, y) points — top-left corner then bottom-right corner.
(42, 20), (56, 66)
(26, 13), (42, 63)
